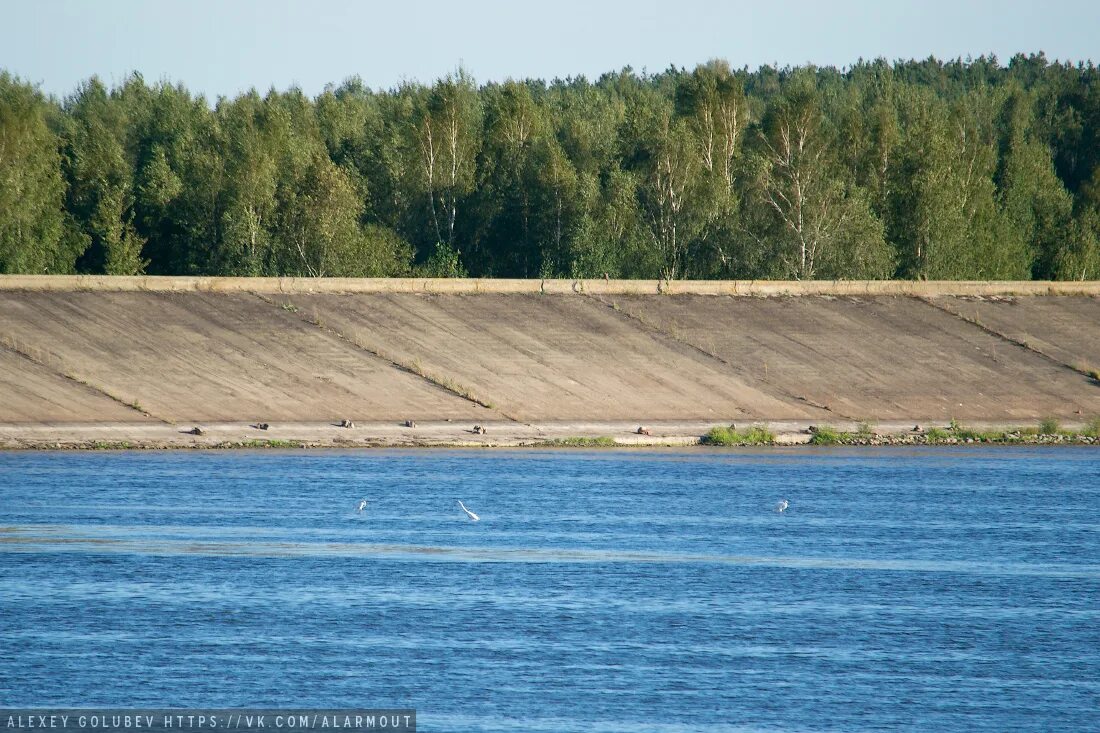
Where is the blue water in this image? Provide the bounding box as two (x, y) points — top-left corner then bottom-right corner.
(1, 448), (1098, 732)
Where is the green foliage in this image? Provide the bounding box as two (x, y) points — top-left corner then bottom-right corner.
(996, 87), (1079, 279)
(746, 70), (893, 280)
(809, 426), (845, 445)
(2, 56), (1100, 279)
(942, 419), (1029, 442)
(0, 73), (84, 273)
(417, 241), (467, 278)
(702, 425), (776, 445)
(950, 423), (999, 442)
(924, 427), (950, 442)
(918, 419), (1100, 443)
(1038, 417), (1061, 435)
(237, 439), (304, 449)
(542, 436), (617, 447)
(88, 441), (134, 450)
(61, 77), (148, 275)
(887, 86), (1030, 279)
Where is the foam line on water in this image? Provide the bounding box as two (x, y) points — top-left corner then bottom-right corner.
(2, 528), (1097, 578)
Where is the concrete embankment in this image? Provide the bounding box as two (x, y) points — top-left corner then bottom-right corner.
(1, 277), (1098, 448)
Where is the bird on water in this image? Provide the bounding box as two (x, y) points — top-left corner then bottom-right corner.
(457, 500), (480, 522)
(775, 499), (790, 513)
(356, 499), (368, 513)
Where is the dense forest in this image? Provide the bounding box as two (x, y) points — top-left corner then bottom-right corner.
(2, 54), (1100, 280)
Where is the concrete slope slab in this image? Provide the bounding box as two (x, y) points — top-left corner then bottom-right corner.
(931, 296), (1100, 373)
(0, 291), (490, 423)
(285, 293), (826, 421)
(0, 346), (151, 423)
(605, 294), (1100, 421)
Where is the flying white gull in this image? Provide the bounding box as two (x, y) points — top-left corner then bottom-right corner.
(356, 499), (368, 513)
(457, 500), (480, 522)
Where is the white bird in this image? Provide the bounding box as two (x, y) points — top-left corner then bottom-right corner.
(775, 499), (790, 513)
(356, 499), (368, 513)
(457, 500), (480, 522)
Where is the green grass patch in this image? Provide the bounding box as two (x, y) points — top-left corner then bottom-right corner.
(236, 439), (304, 449)
(542, 436), (617, 447)
(947, 419), (1018, 443)
(1038, 417), (1061, 435)
(920, 419), (1100, 444)
(703, 425), (776, 446)
(956, 428), (1014, 442)
(88, 441), (134, 450)
(809, 425), (848, 445)
(924, 427), (950, 442)
(951, 424), (993, 442)
(936, 420), (1014, 443)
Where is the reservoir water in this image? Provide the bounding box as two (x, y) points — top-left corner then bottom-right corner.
(1, 448), (1098, 731)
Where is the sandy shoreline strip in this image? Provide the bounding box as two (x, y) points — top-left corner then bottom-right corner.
(1, 420), (1097, 450)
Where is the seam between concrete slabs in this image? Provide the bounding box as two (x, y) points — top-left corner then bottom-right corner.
(0, 339), (168, 423)
(584, 292), (855, 421)
(917, 296), (1097, 382)
(250, 291), (520, 422)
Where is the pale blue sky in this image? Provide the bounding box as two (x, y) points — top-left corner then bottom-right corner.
(3, 0), (1098, 99)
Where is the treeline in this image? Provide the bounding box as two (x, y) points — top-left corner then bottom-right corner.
(2, 54), (1100, 280)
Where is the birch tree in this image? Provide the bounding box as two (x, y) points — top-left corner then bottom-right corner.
(676, 60), (748, 198)
(216, 92), (280, 275)
(749, 73), (890, 279)
(626, 87), (714, 281)
(273, 152), (410, 277)
(411, 70), (481, 254)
